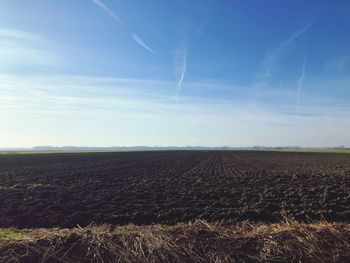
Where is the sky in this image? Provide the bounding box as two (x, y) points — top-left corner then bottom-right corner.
(1, 0), (350, 147)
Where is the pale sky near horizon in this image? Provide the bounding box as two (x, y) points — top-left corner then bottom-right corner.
(1, 0), (350, 147)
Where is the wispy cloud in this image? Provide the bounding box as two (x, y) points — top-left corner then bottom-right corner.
(0, 28), (62, 70)
(174, 47), (188, 101)
(326, 55), (350, 71)
(92, 0), (124, 24)
(0, 28), (44, 42)
(131, 33), (156, 54)
(297, 56), (307, 113)
(256, 22), (313, 89)
(2, 73), (350, 147)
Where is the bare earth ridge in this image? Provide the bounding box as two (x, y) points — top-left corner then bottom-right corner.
(0, 151), (349, 228)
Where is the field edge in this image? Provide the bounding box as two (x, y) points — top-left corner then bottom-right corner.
(1, 219), (350, 262)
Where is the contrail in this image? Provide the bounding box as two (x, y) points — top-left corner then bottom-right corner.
(92, 0), (156, 54)
(258, 22), (313, 89)
(297, 57), (307, 113)
(273, 22), (312, 58)
(174, 47), (188, 101)
(93, 0), (124, 24)
(131, 33), (156, 54)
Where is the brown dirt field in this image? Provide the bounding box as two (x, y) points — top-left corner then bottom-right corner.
(0, 151), (349, 228)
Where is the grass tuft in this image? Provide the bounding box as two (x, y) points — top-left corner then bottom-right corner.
(0, 229), (24, 240)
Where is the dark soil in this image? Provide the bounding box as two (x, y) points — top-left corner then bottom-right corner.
(0, 151), (349, 228)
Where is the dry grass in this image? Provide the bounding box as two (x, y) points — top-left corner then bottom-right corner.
(0, 219), (350, 263)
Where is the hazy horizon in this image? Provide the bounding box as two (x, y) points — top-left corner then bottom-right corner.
(1, 145), (348, 150)
(1, 1), (350, 147)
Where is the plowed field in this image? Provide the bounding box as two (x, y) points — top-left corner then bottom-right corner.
(0, 151), (349, 228)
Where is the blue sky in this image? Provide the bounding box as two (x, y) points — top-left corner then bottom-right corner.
(1, 0), (350, 147)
